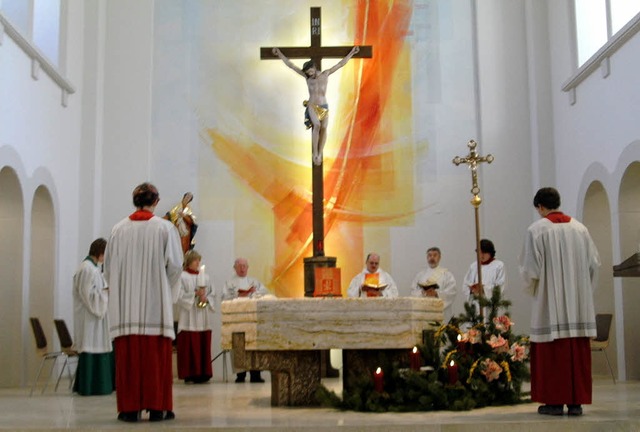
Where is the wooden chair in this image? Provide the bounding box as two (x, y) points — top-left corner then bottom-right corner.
(29, 317), (64, 396)
(53, 319), (80, 391)
(591, 313), (615, 384)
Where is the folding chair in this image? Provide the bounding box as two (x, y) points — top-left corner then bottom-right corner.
(53, 319), (80, 391)
(591, 313), (616, 384)
(29, 317), (64, 396)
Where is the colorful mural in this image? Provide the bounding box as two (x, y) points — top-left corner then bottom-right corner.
(201, 1), (418, 297)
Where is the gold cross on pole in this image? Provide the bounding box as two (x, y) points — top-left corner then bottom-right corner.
(452, 140), (494, 317)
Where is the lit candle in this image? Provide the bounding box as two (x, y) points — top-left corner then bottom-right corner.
(456, 333), (465, 353)
(374, 367), (384, 393)
(448, 359), (458, 385)
(410, 346), (421, 371)
(197, 264), (206, 287)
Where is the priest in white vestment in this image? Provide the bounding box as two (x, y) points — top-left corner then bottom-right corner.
(410, 247), (457, 321)
(519, 187), (600, 417)
(347, 253), (399, 298)
(72, 238), (114, 396)
(463, 239), (506, 316)
(222, 257), (270, 383)
(105, 183), (183, 423)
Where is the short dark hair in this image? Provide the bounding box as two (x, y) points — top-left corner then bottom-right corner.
(533, 187), (561, 210)
(88, 238), (107, 257)
(132, 182), (159, 208)
(479, 239), (496, 258)
(303, 60), (317, 73)
(427, 247), (441, 255)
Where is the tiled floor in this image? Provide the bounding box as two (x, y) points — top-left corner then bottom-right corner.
(1, 376), (638, 431)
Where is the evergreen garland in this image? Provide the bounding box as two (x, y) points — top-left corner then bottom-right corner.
(316, 287), (530, 412)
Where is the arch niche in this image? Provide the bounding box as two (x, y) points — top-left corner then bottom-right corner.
(27, 185), (56, 387)
(618, 161), (640, 380)
(582, 180), (616, 379)
(0, 167), (25, 387)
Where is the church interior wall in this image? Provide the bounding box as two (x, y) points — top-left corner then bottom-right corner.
(546, 0), (640, 381)
(2, 0), (640, 389)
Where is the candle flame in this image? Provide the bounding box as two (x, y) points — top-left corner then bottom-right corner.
(457, 334), (462, 342)
(449, 360), (455, 367)
(412, 346), (418, 354)
(375, 367), (382, 375)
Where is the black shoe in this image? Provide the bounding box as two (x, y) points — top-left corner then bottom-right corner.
(537, 404), (564, 416)
(164, 411), (175, 420)
(235, 372), (246, 383)
(249, 371), (264, 383)
(148, 410), (164, 422)
(567, 405), (583, 416)
(117, 411), (139, 422)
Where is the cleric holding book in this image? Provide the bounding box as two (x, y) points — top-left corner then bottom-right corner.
(410, 247), (457, 321)
(222, 257), (270, 383)
(347, 253), (399, 298)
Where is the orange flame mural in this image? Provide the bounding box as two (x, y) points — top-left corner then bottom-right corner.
(206, 1), (417, 297)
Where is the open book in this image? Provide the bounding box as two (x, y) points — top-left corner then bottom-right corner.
(237, 286), (256, 298)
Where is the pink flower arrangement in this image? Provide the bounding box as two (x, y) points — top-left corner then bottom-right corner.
(461, 328), (483, 344)
(509, 342), (528, 362)
(481, 358), (503, 382)
(493, 315), (513, 332)
(488, 334), (509, 353)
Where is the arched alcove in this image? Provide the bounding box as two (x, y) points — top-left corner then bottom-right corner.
(582, 180), (617, 379)
(618, 161), (640, 380)
(0, 167), (25, 387)
(27, 186), (56, 386)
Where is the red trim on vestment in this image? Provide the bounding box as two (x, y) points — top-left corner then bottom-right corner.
(545, 211), (571, 223)
(113, 335), (173, 412)
(129, 210), (154, 221)
(530, 338), (592, 405)
(185, 268), (199, 275)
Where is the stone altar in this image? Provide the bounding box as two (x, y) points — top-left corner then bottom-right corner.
(221, 297), (443, 406)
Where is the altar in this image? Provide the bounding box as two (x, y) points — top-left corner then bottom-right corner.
(221, 297), (443, 406)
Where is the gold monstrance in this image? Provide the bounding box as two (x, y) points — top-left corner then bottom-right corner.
(453, 140), (494, 317)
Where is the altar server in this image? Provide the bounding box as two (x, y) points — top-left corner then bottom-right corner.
(105, 182), (183, 422)
(519, 187), (600, 416)
(72, 238), (114, 395)
(176, 250), (215, 384)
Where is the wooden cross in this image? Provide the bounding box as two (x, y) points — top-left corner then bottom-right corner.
(260, 7), (372, 257)
(453, 140), (494, 315)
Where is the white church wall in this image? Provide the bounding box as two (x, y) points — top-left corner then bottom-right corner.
(547, 1), (640, 381)
(0, 2), (87, 385)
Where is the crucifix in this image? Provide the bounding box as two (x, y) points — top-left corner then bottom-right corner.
(260, 7), (372, 261)
(453, 140), (494, 317)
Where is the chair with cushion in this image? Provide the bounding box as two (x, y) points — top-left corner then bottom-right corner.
(29, 317), (64, 396)
(53, 319), (80, 391)
(590, 313), (615, 384)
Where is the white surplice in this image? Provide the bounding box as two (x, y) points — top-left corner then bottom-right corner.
(410, 266), (457, 321)
(222, 275), (269, 300)
(519, 217), (600, 342)
(463, 259), (506, 299)
(347, 268), (399, 298)
(73, 258), (111, 353)
(105, 215), (183, 340)
(177, 271), (215, 332)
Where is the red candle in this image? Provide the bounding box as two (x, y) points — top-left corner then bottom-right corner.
(456, 334), (465, 353)
(374, 367), (384, 393)
(410, 346), (421, 371)
(448, 360), (459, 385)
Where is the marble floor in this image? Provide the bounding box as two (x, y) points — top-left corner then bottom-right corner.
(1, 375), (638, 432)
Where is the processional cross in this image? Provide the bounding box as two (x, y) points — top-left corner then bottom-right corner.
(260, 7), (372, 257)
(453, 140), (494, 316)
